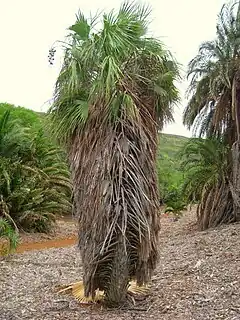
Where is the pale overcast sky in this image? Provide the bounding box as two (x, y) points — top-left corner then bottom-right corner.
(0, 0), (226, 137)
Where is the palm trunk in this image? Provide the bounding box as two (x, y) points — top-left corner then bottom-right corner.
(231, 70), (240, 221)
(104, 235), (129, 306)
(69, 103), (160, 306)
(197, 180), (233, 230)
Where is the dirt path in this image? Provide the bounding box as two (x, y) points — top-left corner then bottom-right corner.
(1, 210), (240, 319)
(16, 237), (77, 253)
(0, 218), (77, 255)
(10, 218), (77, 253)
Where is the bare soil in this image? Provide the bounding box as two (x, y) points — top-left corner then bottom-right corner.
(18, 217), (78, 244)
(1, 209), (240, 320)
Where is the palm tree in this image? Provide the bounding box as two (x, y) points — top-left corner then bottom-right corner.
(180, 138), (229, 229)
(184, 0), (240, 229)
(50, 2), (179, 306)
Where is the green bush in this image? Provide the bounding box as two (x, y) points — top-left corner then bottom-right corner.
(0, 218), (19, 254)
(0, 103), (72, 233)
(163, 186), (187, 214)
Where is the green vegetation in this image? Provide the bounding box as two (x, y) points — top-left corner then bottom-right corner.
(0, 103), (72, 242)
(0, 103), (43, 130)
(179, 138), (229, 229)
(158, 133), (188, 212)
(0, 218), (19, 254)
(180, 138), (228, 202)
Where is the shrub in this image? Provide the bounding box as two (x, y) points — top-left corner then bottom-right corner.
(0, 104), (72, 233)
(164, 186), (187, 215)
(0, 218), (19, 254)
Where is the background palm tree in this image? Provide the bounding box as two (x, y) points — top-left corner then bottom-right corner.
(183, 0), (240, 229)
(50, 2), (179, 306)
(180, 138), (229, 229)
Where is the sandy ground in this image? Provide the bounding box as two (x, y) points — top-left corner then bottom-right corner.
(1, 209), (240, 320)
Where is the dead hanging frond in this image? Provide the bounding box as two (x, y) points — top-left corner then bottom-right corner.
(197, 180), (234, 230)
(70, 100), (160, 305)
(57, 279), (150, 305)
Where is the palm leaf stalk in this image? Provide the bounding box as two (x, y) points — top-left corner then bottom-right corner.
(183, 0), (240, 229)
(50, 2), (179, 306)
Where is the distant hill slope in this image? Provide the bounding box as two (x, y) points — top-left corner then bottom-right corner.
(157, 134), (189, 201)
(0, 102), (43, 130)
(159, 133), (189, 158)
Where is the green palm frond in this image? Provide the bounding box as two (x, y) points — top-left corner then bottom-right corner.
(180, 138), (228, 201)
(49, 2), (180, 144)
(0, 110), (11, 142)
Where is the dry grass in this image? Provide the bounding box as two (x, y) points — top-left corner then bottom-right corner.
(1, 209), (240, 319)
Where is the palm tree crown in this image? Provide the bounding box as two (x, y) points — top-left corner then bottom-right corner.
(50, 2), (179, 142)
(184, 1), (240, 141)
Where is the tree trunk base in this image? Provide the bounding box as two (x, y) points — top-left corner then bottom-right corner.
(231, 141), (240, 220)
(197, 181), (234, 230)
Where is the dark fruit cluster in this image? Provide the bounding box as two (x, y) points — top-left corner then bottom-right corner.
(48, 48), (56, 65)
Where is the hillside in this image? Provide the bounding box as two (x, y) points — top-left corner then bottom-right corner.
(159, 133), (189, 158)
